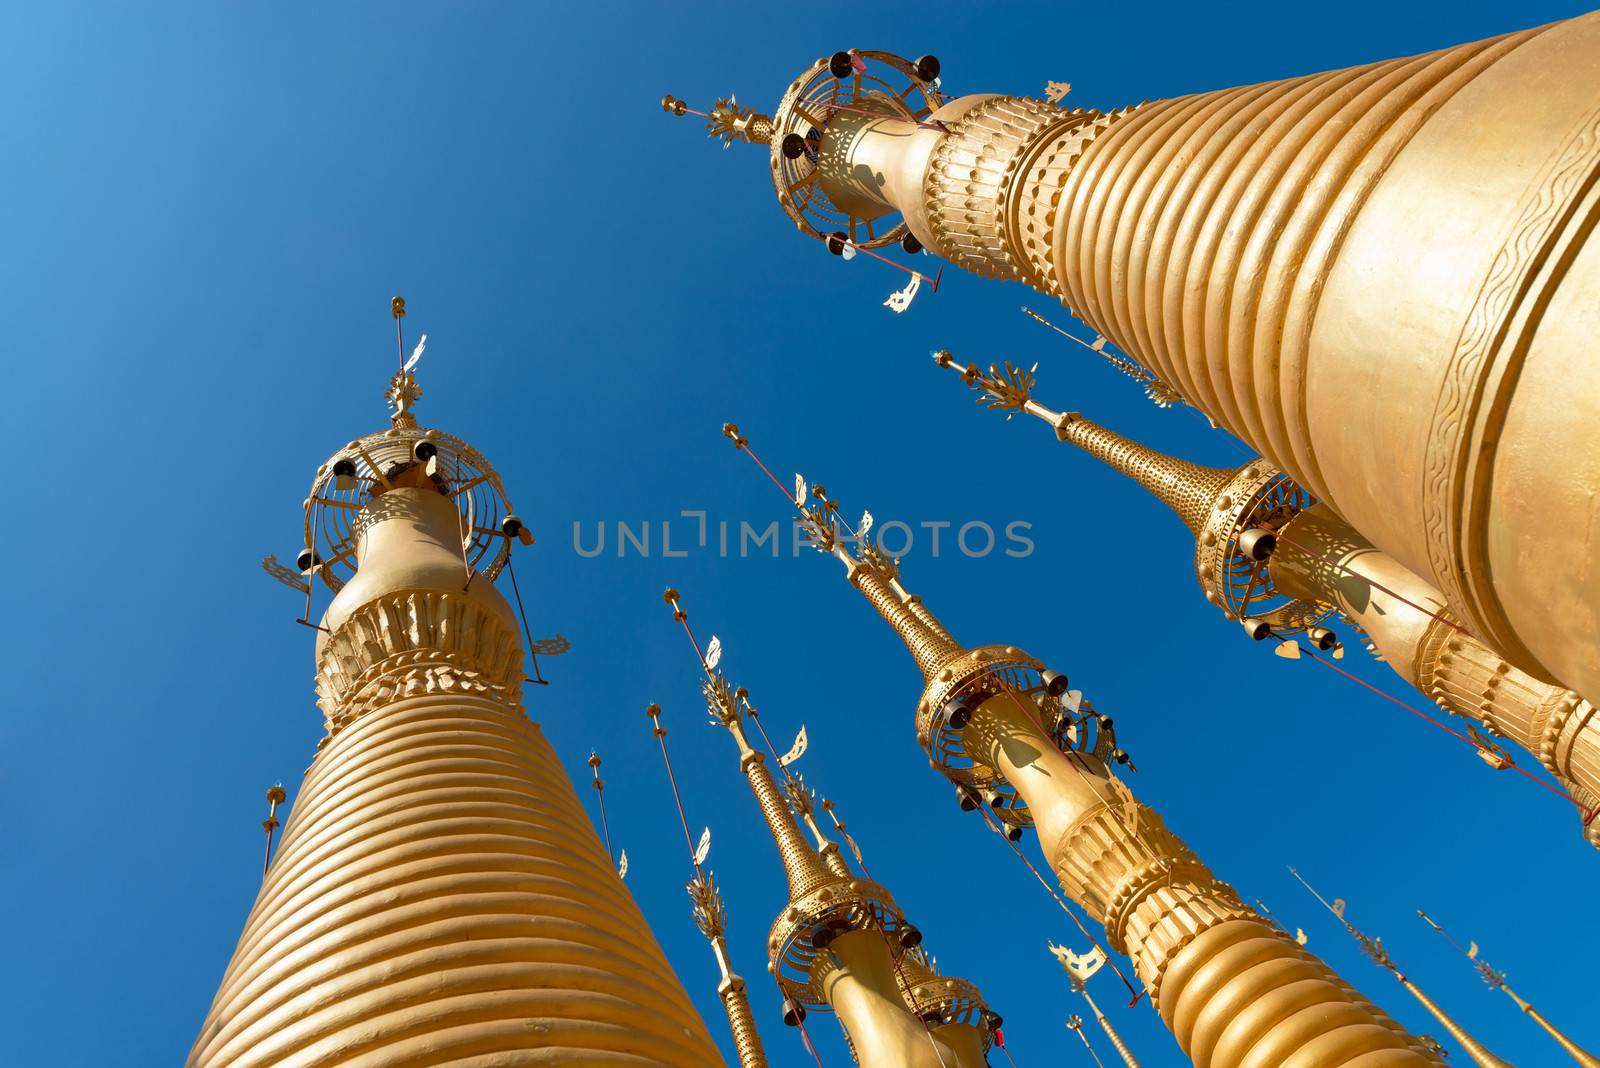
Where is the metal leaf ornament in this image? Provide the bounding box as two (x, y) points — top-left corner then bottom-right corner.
(778, 725), (809, 767)
(693, 826), (712, 866)
(975, 360), (1036, 417)
(531, 633), (570, 657)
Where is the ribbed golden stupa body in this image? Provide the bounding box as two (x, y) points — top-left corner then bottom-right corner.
(724, 427), (1444, 1068)
(672, 11), (1600, 713)
(190, 364), (719, 1066)
(942, 354), (1600, 848)
(665, 599), (997, 1068)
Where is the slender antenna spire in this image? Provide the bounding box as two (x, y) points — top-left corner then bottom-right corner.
(587, 752), (620, 873)
(660, 588), (834, 899)
(1418, 911), (1600, 1067)
(645, 703), (769, 1068)
(933, 351), (1232, 533)
(260, 785), (286, 879)
(720, 422), (963, 680)
(1290, 869), (1512, 1068)
(1020, 307), (1181, 410)
(1065, 1014), (1109, 1067)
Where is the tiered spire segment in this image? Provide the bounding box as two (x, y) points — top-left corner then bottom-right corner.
(723, 423), (1448, 1068)
(673, 13), (1600, 710)
(939, 349), (1600, 848)
(646, 699), (770, 1068)
(1291, 870), (1510, 1068)
(1419, 912), (1600, 1067)
(662, 589), (1001, 1064)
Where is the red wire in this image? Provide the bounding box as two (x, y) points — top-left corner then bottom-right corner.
(1295, 644), (1583, 809)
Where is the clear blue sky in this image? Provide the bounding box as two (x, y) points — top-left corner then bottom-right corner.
(4, 3), (1594, 1065)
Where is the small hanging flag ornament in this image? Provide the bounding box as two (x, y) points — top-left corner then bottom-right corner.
(1089, 335), (1108, 352)
(705, 634), (723, 670)
(859, 509), (874, 537)
(1296, 928), (1309, 946)
(1332, 898), (1348, 919)
(617, 849), (629, 879)
(844, 830), (865, 869)
(840, 242), (857, 261)
(1468, 941), (1480, 960)
(794, 473), (807, 507)
(1332, 644), (1346, 659)
(1050, 942), (1108, 982)
(884, 271), (922, 313)
(849, 49), (866, 74)
(403, 333), (427, 372)
(1275, 640), (1303, 660)
(1045, 80), (1073, 104)
(778, 725), (809, 768)
(1065, 689), (1084, 714)
(693, 826), (712, 866)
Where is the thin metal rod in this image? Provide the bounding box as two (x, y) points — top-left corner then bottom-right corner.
(647, 704), (704, 879)
(1292, 643), (1581, 808)
(589, 754), (614, 861)
(505, 556), (547, 684)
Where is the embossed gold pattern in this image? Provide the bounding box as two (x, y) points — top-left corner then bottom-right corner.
(701, 12), (1600, 709)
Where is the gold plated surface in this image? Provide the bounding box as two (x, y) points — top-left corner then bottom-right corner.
(192, 376), (719, 1066)
(945, 353), (1600, 848)
(704, 14), (1600, 708)
(735, 430), (1446, 1067)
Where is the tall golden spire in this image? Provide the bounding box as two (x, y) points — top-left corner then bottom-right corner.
(645, 701), (769, 1068)
(190, 303), (719, 1067)
(667, 14), (1600, 717)
(662, 589), (998, 1067)
(1290, 870), (1512, 1068)
(940, 352), (1600, 850)
(937, 353), (1232, 534)
(724, 425), (1448, 1068)
(1418, 911), (1600, 1067)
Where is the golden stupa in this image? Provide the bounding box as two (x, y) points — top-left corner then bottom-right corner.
(936, 352), (1600, 848)
(191, 305), (720, 1066)
(658, 591), (1001, 1068)
(721, 424), (1449, 1067)
(667, 10), (1600, 722)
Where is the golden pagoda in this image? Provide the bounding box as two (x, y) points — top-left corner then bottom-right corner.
(936, 352), (1600, 848)
(1290, 870), (1512, 1068)
(660, 590), (1001, 1068)
(665, 12), (1600, 717)
(190, 305), (720, 1066)
(721, 424), (1447, 1067)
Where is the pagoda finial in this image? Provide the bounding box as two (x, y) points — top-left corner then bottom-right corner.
(721, 422), (963, 681)
(1418, 911), (1600, 1067)
(385, 295), (426, 427)
(1292, 870), (1512, 1068)
(661, 93), (773, 149)
(933, 350), (1232, 534)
